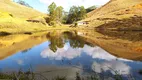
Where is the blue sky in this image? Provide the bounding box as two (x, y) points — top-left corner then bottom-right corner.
(14, 0), (110, 13)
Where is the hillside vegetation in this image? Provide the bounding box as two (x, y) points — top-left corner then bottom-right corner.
(86, 5), (96, 13)
(0, 0), (49, 34)
(84, 0), (142, 29)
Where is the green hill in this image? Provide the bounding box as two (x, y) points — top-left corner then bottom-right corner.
(0, 0), (46, 18)
(0, 0), (49, 34)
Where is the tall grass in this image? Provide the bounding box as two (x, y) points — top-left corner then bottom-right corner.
(0, 68), (137, 80)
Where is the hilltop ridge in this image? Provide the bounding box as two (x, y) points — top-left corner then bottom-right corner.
(84, 0), (142, 29)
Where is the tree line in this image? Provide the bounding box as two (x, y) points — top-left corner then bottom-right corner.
(14, 1), (87, 26)
(14, 0), (33, 8)
(47, 2), (87, 26)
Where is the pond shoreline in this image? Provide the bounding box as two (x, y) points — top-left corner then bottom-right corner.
(0, 27), (94, 36)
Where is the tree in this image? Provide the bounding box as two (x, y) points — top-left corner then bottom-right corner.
(67, 6), (87, 24)
(62, 11), (68, 24)
(67, 6), (79, 23)
(16, 0), (32, 8)
(47, 2), (64, 26)
(78, 6), (86, 20)
(86, 5), (96, 13)
(56, 6), (63, 22)
(48, 2), (57, 21)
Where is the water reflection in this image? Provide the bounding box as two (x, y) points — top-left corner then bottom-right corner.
(92, 61), (131, 75)
(0, 31), (142, 79)
(41, 31), (94, 60)
(97, 30), (142, 41)
(46, 31), (92, 53)
(41, 44), (132, 61)
(0, 34), (48, 59)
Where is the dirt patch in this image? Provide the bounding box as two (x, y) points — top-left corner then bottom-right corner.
(133, 3), (142, 9)
(133, 47), (142, 52)
(0, 43), (3, 46)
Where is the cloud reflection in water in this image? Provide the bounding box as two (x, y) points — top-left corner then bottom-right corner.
(92, 61), (131, 75)
(40, 42), (133, 75)
(41, 43), (82, 60)
(41, 43), (131, 62)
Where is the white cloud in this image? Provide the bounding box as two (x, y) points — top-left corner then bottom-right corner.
(39, 0), (110, 11)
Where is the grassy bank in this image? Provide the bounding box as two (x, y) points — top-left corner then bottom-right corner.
(0, 17), (49, 34)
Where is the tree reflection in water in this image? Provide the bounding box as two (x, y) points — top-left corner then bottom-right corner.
(47, 31), (93, 52)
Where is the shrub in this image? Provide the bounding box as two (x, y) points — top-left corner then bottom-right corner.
(9, 14), (13, 17)
(74, 22), (78, 27)
(49, 21), (56, 27)
(44, 17), (50, 23)
(0, 31), (11, 36)
(24, 32), (32, 35)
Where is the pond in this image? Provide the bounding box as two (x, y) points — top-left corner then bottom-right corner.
(0, 30), (142, 80)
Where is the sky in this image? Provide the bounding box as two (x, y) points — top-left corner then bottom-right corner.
(14, 0), (110, 13)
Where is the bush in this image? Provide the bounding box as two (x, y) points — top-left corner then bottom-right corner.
(24, 32), (32, 35)
(49, 21), (56, 27)
(74, 22), (78, 27)
(0, 31), (11, 36)
(9, 14), (13, 17)
(44, 17), (50, 23)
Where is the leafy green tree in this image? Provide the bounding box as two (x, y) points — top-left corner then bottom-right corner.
(48, 2), (57, 21)
(78, 6), (86, 20)
(56, 6), (64, 22)
(62, 11), (68, 24)
(67, 6), (86, 24)
(67, 6), (79, 23)
(48, 2), (57, 15)
(47, 2), (65, 26)
(86, 5), (96, 13)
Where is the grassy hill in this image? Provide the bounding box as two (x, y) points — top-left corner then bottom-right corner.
(0, 0), (49, 34)
(84, 0), (142, 29)
(0, 0), (46, 18)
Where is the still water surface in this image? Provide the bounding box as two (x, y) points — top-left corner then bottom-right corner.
(0, 30), (142, 79)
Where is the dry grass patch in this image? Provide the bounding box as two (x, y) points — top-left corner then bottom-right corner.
(84, 0), (142, 27)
